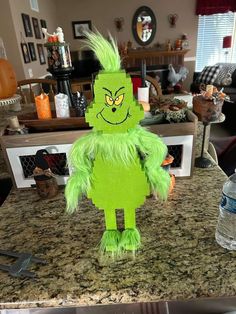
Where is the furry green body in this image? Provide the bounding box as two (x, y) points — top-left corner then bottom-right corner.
(65, 31), (171, 253)
(88, 151), (149, 210)
(66, 127), (170, 211)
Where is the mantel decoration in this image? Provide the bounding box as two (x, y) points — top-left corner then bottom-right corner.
(65, 30), (171, 255)
(114, 17), (124, 32)
(168, 14), (178, 27)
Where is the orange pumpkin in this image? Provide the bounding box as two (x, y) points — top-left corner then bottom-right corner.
(0, 58), (17, 99)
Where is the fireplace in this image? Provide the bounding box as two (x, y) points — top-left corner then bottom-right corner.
(126, 64), (170, 90)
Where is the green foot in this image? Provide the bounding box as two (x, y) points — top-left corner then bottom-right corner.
(100, 230), (121, 253)
(119, 228), (141, 251)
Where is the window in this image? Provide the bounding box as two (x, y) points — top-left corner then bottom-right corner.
(196, 12), (236, 71)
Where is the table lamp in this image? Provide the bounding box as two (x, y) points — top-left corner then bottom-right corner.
(223, 36), (232, 62)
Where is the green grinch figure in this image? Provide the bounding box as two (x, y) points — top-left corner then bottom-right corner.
(65, 31), (170, 253)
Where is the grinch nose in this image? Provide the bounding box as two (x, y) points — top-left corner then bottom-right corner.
(112, 108), (116, 112)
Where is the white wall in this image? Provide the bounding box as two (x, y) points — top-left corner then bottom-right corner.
(0, 0), (198, 88)
(0, 0), (58, 80)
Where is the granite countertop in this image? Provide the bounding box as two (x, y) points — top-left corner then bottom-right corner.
(0, 164), (234, 309)
(0, 104), (231, 309)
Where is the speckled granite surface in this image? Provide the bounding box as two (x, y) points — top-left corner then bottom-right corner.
(0, 106), (232, 309)
(0, 164), (233, 309)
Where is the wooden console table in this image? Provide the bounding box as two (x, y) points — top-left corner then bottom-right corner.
(123, 49), (190, 68)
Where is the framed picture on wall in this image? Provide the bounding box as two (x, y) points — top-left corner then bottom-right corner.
(37, 44), (46, 64)
(21, 43), (31, 63)
(28, 42), (37, 61)
(40, 19), (47, 29)
(32, 17), (41, 39)
(72, 20), (92, 39)
(21, 13), (33, 37)
(40, 19), (47, 37)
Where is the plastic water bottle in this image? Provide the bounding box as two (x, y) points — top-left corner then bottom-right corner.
(215, 170), (236, 250)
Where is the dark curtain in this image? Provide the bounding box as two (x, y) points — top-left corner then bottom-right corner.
(196, 0), (236, 15)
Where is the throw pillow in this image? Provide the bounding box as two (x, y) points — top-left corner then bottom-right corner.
(221, 73), (232, 86)
(196, 65), (221, 85)
(215, 63), (236, 86)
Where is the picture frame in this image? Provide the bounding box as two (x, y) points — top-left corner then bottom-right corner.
(37, 44), (46, 64)
(162, 135), (194, 177)
(30, 0), (39, 12)
(28, 42), (37, 61)
(21, 43), (31, 63)
(72, 20), (92, 39)
(32, 17), (41, 39)
(40, 19), (47, 37)
(21, 13), (33, 37)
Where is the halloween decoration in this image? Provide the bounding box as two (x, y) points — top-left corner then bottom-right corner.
(65, 31), (170, 254)
(0, 59), (17, 99)
(33, 149), (58, 199)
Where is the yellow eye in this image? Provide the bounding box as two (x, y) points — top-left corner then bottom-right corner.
(105, 95), (114, 106)
(114, 94), (124, 106)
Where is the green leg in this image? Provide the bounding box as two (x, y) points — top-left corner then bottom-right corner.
(124, 207), (136, 229)
(119, 208), (141, 251)
(104, 208), (117, 230)
(100, 208), (121, 253)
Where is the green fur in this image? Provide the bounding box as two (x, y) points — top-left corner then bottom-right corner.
(133, 127), (171, 200)
(65, 126), (170, 213)
(119, 228), (141, 251)
(83, 30), (120, 72)
(100, 230), (121, 252)
(65, 133), (95, 213)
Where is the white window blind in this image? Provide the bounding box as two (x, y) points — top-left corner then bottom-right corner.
(196, 12), (236, 72)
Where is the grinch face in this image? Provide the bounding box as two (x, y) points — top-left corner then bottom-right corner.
(85, 71), (144, 133)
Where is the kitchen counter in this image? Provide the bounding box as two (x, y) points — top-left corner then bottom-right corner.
(0, 105), (232, 310)
(0, 163), (234, 309)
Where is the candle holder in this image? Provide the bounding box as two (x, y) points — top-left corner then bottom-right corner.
(195, 121), (213, 168)
(48, 67), (74, 107)
(44, 29), (74, 107)
(193, 94), (225, 168)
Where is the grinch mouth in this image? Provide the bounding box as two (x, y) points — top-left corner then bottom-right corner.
(97, 108), (130, 125)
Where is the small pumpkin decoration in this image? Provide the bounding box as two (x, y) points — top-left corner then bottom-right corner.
(0, 58), (17, 99)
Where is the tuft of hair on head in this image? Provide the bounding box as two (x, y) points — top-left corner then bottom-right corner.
(83, 29), (121, 72)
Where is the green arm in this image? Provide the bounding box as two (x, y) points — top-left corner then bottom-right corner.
(65, 132), (96, 213)
(132, 127), (170, 200)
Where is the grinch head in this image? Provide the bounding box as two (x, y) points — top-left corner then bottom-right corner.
(84, 31), (144, 133)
